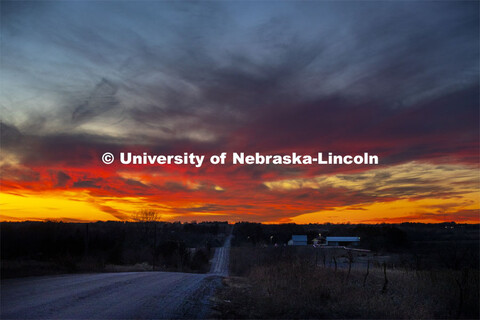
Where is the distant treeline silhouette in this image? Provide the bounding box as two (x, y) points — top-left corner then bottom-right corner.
(231, 222), (479, 270)
(1, 221), (229, 278)
(1, 221), (478, 278)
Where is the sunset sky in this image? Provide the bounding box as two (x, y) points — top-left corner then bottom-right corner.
(1, 1), (478, 224)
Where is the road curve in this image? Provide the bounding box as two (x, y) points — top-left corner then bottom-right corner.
(1, 233), (232, 319)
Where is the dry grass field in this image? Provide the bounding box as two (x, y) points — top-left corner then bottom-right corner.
(213, 247), (479, 319)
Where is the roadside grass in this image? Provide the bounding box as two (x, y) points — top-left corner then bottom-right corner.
(213, 247), (479, 319)
(1, 260), (68, 278)
(1, 247), (212, 278)
(1, 221), (228, 278)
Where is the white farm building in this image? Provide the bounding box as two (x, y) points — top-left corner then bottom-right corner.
(325, 236), (360, 246)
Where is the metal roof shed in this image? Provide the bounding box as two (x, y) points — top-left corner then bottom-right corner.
(326, 236), (360, 246)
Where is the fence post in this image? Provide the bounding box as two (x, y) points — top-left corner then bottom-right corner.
(381, 261), (388, 293)
(363, 259), (370, 287)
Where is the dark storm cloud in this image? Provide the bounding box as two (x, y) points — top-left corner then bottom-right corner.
(242, 85), (479, 165)
(0, 82), (477, 183)
(122, 178), (147, 188)
(174, 203), (254, 214)
(2, 1), (477, 142)
(363, 209), (480, 223)
(73, 178), (102, 189)
(71, 78), (120, 125)
(0, 122), (23, 147)
(0, 126), (119, 167)
(54, 171), (71, 188)
(94, 203), (130, 221)
(0, 164), (40, 183)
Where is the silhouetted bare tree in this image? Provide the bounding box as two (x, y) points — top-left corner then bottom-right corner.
(132, 209), (159, 222)
(132, 210), (160, 270)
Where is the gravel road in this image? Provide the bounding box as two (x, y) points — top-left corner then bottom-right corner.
(209, 231), (231, 277)
(1, 234), (232, 319)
